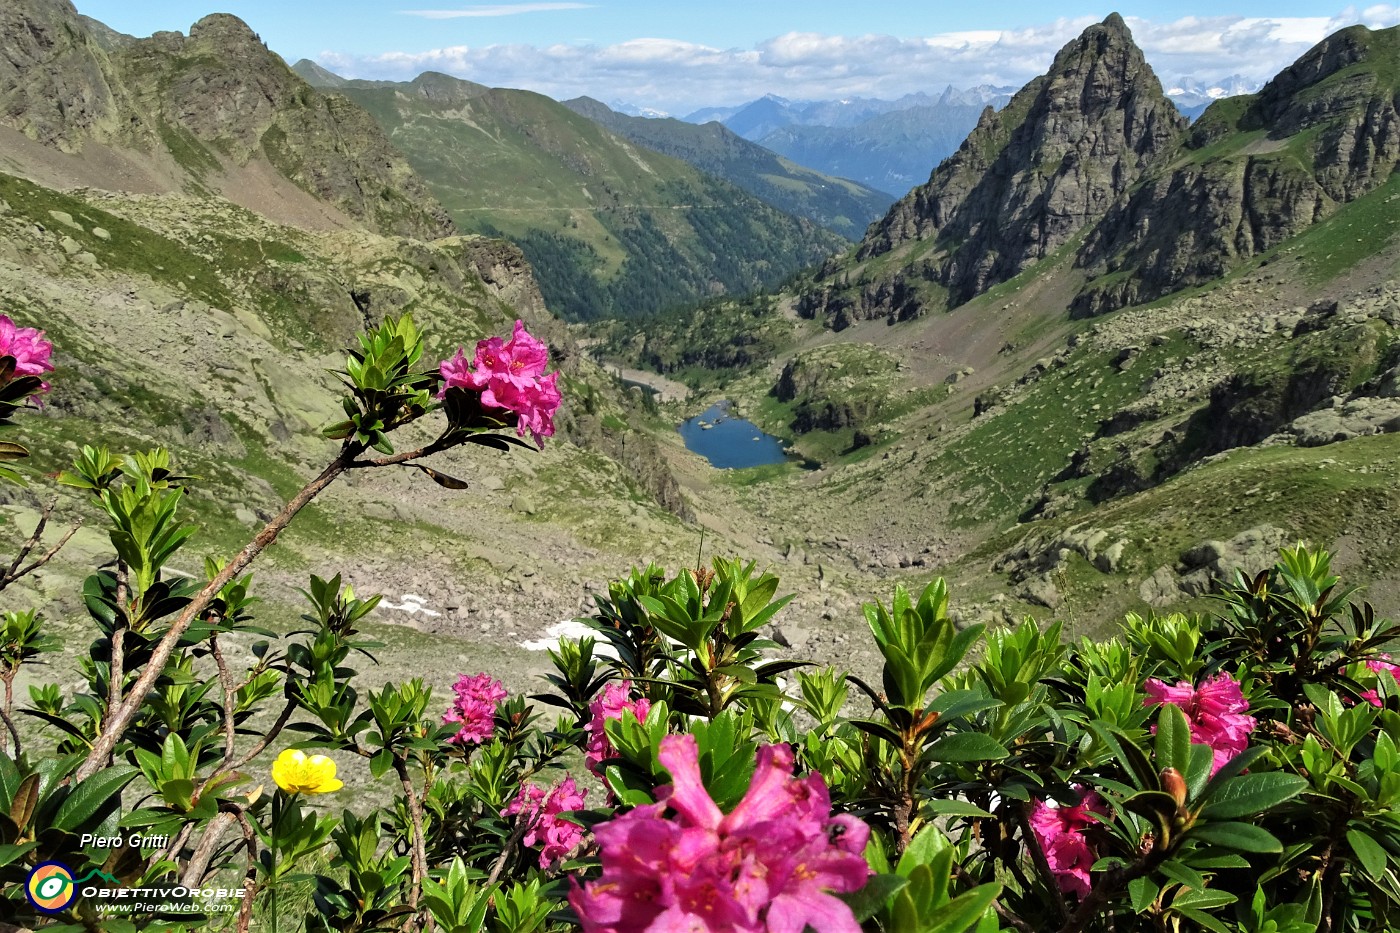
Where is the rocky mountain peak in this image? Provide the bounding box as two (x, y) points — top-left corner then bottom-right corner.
(1072, 23), (1400, 316)
(1101, 11), (1129, 33)
(562, 96), (613, 121)
(407, 71), (491, 104)
(1245, 23), (1397, 138)
(850, 12), (1185, 309)
(1257, 24), (1375, 105)
(188, 12), (264, 44)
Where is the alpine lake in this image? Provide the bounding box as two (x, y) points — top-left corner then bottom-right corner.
(677, 402), (791, 469)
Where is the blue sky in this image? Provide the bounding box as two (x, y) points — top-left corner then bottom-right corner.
(73, 2), (1400, 113)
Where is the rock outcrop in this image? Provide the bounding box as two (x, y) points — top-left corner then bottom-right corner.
(1138, 526), (1291, 606)
(1073, 24), (1400, 315)
(0, 0), (123, 150)
(853, 14), (1185, 308)
(0, 0), (454, 240)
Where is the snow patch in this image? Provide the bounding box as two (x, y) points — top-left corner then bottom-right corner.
(381, 593), (441, 618)
(521, 618), (619, 657)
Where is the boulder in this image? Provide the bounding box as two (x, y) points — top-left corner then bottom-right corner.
(1283, 396), (1400, 447)
(1140, 525), (1290, 606)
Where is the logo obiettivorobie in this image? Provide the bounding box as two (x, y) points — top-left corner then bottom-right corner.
(26, 861), (77, 913)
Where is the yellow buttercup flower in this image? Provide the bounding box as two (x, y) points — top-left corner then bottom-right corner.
(271, 749), (344, 794)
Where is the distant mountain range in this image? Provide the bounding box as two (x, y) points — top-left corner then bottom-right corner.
(679, 89), (1015, 197)
(670, 79), (1257, 196)
(560, 96), (893, 240)
(1163, 74), (1260, 120)
(1164, 74), (1258, 108)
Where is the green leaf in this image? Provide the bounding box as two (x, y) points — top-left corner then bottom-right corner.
(0, 841), (39, 867)
(928, 689), (1002, 723)
(159, 778), (195, 813)
(837, 873), (907, 923)
(54, 765), (139, 831)
(1155, 702), (1191, 773)
(21, 708), (95, 747)
(889, 889), (919, 933)
(923, 799), (996, 819)
(1089, 721), (1156, 790)
(1158, 859), (1207, 891)
(1124, 790), (1181, 822)
(1347, 829), (1388, 880)
(921, 882), (1002, 933)
(849, 718), (905, 747)
(1199, 772), (1307, 820)
(1199, 746), (1267, 800)
(1173, 888), (1238, 911)
(896, 825), (950, 877)
(1172, 906), (1233, 933)
(1188, 822), (1282, 853)
(1129, 876), (1159, 913)
(926, 732), (1007, 762)
(1185, 743), (1215, 801)
(1186, 853), (1250, 870)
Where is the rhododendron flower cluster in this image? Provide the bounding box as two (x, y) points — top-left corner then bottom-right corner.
(439, 319), (562, 446)
(1144, 673), (1257, 774)
(584, 680), (651, 775)
(504, 775), (588, 869)
(1029, 786), (1107, 898)
(570, 733), (871, 933)
(0, 314), (54, 395)
(443, 672), (506, 745)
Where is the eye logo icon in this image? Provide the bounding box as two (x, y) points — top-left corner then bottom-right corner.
(26, 862), (76, 913)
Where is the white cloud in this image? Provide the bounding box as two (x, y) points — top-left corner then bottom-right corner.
(401, 3), (592, 19)
(319, 6), (1400, 113)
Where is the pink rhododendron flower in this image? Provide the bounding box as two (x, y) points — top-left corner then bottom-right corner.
(505, 775), (588, 869)
(1144, 673), (1257, 775)
(443, 672), (507, 745)
(0, 315), (54, 396)
(584, 680), (651, 775)
(1360, 655), (1400, 707)
(1029, 786), (1106, 898)
(569, 734), (871, 933)
(438, 320), (561, 446)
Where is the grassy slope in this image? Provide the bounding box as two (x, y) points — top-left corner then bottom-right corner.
(336, 78), (845, 321)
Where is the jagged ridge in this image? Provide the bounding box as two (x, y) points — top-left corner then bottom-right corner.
(857, 14), (1186, 307)
(1073, 23), (1400, 315)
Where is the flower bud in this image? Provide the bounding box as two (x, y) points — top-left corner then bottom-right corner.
(1160, 767), (1187, 807)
